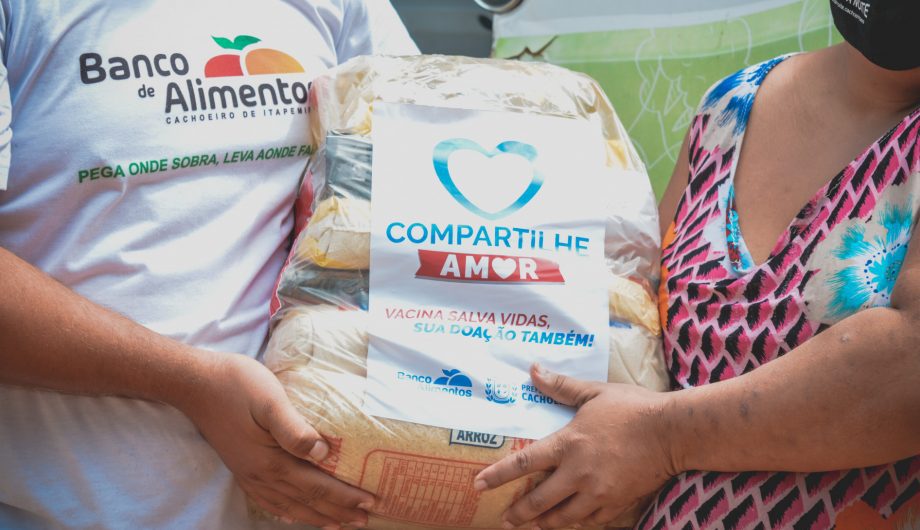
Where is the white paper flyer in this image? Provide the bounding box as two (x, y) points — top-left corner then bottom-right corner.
(364, 102), (610, 440)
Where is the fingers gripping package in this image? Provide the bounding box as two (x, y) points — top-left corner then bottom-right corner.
(265, 55), (667, 530)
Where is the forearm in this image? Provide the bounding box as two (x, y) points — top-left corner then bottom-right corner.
(0, 247), (216, 409)
(668, 305), (920, 473)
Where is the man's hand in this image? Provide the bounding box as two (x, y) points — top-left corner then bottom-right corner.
(0, 249), (374, 528)
(178, 353), (374, 529)
(473, 364), (678, 529)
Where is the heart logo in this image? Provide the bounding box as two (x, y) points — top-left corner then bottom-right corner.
(491, 258), (517, 279)
(432, 139), (543, 221)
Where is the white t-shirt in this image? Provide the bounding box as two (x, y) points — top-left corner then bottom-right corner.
(0, 1), (416, 528)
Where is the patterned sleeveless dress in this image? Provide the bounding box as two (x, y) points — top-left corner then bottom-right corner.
(638, 55), (920, 529)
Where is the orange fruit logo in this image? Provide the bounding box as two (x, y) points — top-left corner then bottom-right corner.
(204, 35), (304, 77)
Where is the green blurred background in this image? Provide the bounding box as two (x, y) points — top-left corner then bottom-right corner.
(392, 0), (842, 199)
(491, 0), (841, 198)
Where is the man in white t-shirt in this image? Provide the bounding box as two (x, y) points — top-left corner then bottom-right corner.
(0, 1), (417, 529)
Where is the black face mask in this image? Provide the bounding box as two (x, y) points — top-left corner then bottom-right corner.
(831, 0), (920, 70)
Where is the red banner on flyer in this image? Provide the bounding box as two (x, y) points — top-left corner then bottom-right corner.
(416, 249), (565, 284)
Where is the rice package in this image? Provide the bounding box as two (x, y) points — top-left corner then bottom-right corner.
(266, 55), (667, 530)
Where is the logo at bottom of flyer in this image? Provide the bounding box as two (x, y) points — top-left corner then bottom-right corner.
(397, 368), (473, 398)
(484, 378), (518, 405)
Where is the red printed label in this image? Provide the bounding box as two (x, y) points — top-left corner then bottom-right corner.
(361, 451), (485, 526)
(416, 250), (564, 284)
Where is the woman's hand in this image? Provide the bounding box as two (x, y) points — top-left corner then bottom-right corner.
(473, 364), (679, 529)
(177, 352), (374, 529)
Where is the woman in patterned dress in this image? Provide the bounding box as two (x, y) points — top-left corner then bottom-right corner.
(473, 1), (920, 528)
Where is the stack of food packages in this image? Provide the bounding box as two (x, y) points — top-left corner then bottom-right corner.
(264, 55), (668, 530)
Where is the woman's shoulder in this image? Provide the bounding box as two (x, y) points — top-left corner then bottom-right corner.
(692, 54), (797, 146)
(699, 55), (793, 110)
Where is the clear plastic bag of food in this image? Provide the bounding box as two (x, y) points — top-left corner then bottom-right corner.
(264, 55), (667, 530)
